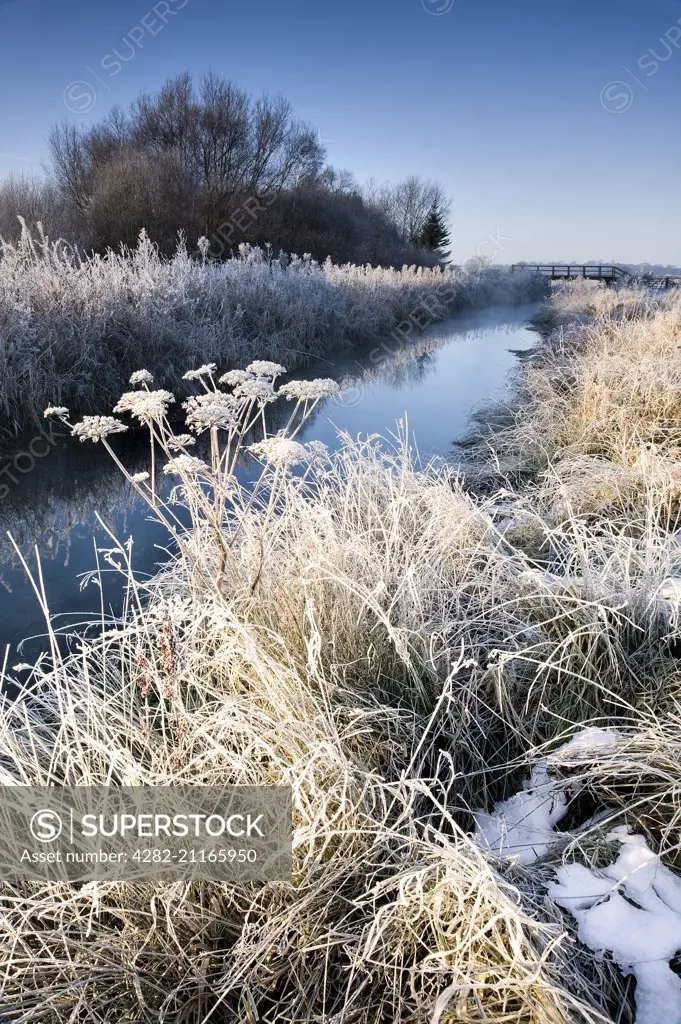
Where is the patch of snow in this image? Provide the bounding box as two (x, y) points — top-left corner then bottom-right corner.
(473, 729), (619, 866)
(549, 827), (681, 1024)
(559, 727), (619, 754)
(474, 763), (570, 866)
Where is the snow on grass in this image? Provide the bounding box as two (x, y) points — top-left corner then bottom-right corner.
(549, 828), (681, 1024)
(473, 729), (619, 866)
(474, 726), (681, 1021)
(473, 762), (572, 866)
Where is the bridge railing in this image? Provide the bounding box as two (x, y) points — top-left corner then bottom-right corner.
(511, 264), (626, 280)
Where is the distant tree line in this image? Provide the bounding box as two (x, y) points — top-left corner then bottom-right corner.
(0, 74), (451, 267)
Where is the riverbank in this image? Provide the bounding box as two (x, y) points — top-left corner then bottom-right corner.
(0, 224), (545, 433)
(0, 306), (540, 660)
(2, 281), (680, 1022)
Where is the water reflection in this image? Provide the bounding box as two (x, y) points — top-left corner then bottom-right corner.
(2, 303), (539, 659)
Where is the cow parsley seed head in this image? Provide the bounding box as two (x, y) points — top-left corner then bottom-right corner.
(183, 392), (239, 432)
(219, 369), (254, 387)
(114, 390), (174, 422)
(71, 416), (128, 443)
(167, 433), (196, 450)
(234, 378), (277, 404)
(249, 438), (307, 467)
(183, 363), (217, 381)
(306, 440), (330, 462)
(183, 391), (238, 412)
(148, 595), (194, 625)
(245, 360), (287, 379)
(131, 471), (150, 484)
(278, 379), (340, 401)
(44, 406), (69, 419)
(187, 406), (239, 431)
(163, 455), (209, 477)
(129, 369), (154, 386)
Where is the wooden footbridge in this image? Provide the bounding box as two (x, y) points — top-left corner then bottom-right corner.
(511, 264), (680, 287)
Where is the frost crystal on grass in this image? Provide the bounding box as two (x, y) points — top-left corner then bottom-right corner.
(278, 378), (340, 401)
(131, 472), (150, 484)
(245, 360), (287, 378)
(249, 438), (308, 467)
(43, 406), (69, 419)
(71, 416), (128, 443)
(129, 369), (154, 386)
(183, 364), (217, 381)
(114, 390), (174, 423)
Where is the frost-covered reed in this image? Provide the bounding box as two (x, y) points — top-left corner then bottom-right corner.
(0, 222), (545, 433)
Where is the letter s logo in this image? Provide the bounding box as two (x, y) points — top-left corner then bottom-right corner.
(30, 810), (63, 843)
(600, 81), (634, 114)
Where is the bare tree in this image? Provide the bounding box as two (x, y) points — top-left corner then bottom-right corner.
(364, 175), (450, 244)
(318, 167), (357, 194)
(0, 175), (74, 241)
(47, 123), (94, 214)
(88, 150), (199, 252)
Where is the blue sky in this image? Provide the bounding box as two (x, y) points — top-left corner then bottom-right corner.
(0, 0), (679, 264)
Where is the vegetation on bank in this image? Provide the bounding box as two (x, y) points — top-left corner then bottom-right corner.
(0, 225), (544, 433)
(2, 280), (681, 1021)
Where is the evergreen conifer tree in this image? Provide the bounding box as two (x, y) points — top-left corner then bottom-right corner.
(417, 202), (451, 262)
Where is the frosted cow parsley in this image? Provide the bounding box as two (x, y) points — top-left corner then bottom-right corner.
(234, 378), (277, 404)
(71, 417), (128, 443)
(183, 364), (217, 381)
(129, 369), (154, 386)
(278, 379), (340, 402)
(219, 369), (254, 387)
(245, 360), (287, 379)
(249, 438), (308, 467)
(183, 392), (239, 432)
(163, 455), (209, 477)
(114, 390), (174, 423)
(167, 434), (196, 450)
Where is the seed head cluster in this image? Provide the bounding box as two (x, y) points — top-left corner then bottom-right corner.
(114, 390), (174, 423)
(278, 379), (340, 402)
(71, 416), (128, 443)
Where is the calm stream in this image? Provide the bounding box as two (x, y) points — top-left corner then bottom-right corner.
(1, 303), (539, 664)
